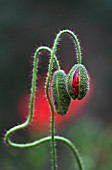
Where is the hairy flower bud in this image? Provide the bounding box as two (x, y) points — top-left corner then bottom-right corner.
(52, 70), (71, 115)
(67, 64), (89, 100)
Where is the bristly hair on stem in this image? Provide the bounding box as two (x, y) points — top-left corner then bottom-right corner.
(4, 30), (85, 170)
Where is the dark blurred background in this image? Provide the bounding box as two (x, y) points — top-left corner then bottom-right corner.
(0, 0), (112, 170)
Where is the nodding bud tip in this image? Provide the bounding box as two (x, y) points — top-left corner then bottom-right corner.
(67, 64), (89, 100)
(52, 70), (71, 116)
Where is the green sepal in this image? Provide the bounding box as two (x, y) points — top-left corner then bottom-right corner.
(52, 70), (71, 115)
(67, 64), (89, 100)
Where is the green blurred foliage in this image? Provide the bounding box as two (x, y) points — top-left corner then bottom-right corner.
(57, 117), (112, 170)
(1, 117), (112, 170)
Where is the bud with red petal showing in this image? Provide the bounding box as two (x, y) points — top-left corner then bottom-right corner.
(67, 64), (89, 100)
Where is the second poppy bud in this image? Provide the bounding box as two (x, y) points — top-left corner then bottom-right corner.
(67, 64), (89, 100)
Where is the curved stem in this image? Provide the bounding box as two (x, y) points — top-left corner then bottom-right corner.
(4, 46), (60, 146)
(4, 135), (84, 170)
(52, 29), (82, 64)
(45, 29), (82, 170)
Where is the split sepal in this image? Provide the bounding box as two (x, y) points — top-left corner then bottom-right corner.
(67, 64), (89, 100)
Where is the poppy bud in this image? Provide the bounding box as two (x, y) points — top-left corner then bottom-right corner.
(52, 70), (71, 115)
(67, 64), (89, 100)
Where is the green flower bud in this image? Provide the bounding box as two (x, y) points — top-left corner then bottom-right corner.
(67, 64), (89, 100)
(52, 70), (71, 115)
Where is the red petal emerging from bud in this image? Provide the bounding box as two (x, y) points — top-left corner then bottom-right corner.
(72, 68), (80, 97)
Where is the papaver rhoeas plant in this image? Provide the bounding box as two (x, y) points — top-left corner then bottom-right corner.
(18, 73), (91, 134)
(5, 29), (91, 170)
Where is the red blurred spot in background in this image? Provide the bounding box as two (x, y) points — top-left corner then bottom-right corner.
(18, 72), (92, 135)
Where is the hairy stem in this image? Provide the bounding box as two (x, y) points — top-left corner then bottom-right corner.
(52, 29), (82, 64)
(46, 52), (57, 170)
(4, 135), (84, 170)
(4, 46), (60, 146)
(46, 29), (82, 170)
